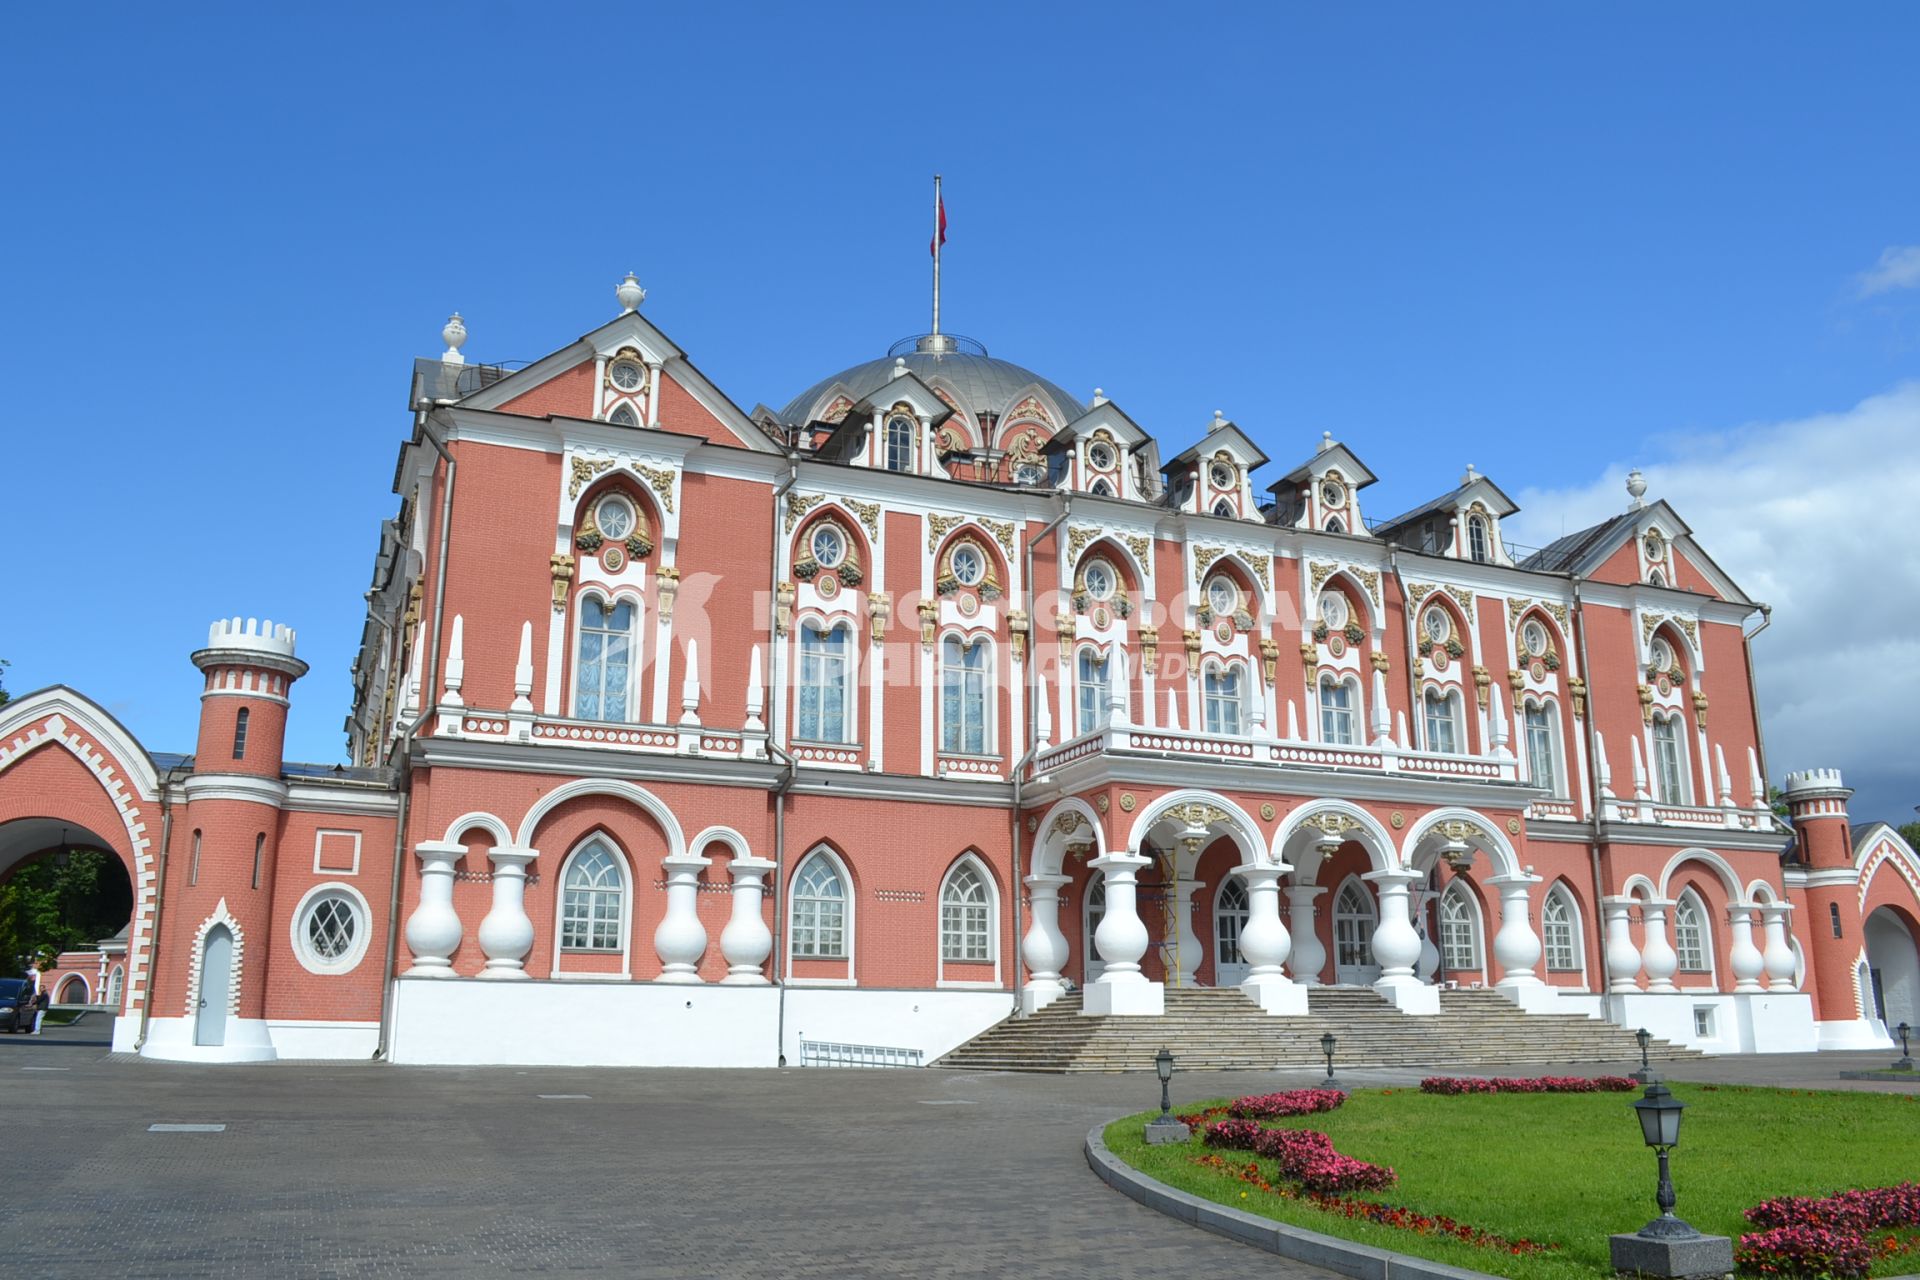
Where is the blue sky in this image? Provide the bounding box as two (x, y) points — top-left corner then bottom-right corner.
(2, 6), (1915, 820)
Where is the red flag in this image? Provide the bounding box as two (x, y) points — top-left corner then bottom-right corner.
(931, 194), (947, 256)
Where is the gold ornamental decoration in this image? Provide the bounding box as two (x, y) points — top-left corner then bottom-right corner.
(630, 463), (676, 513)
(568, 456), (615, 500)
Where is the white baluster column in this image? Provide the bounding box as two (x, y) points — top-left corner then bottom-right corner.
(1286, 885), (1327, 985)
(1603, 896), (1643, 993)
(1759, 902), (1797, 991)
(1727, 902), (1766, 993)
(1490, 871), (1554, 1010)
(653, 851), (713, 983)
(403, 840), (465, 977)
(1236, 862), (1307, 1014)
(1640, 899), (1679, 994)
(1365, 869), (1437, 1013)
(1083, 851), (1163, 1016)
(719, 855), (776, 984)
(1413, 889), (1441, 984)
(1020, 873), (1072, 1014)
(476, 846), (538, 979)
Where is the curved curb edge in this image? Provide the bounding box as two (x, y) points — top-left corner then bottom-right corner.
(1084, 1124), (1502, 1280)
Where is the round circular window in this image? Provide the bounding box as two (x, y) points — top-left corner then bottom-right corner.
(596, 494), (636, 542)
(810, 525), (845, 568)
(609, 360), (645, 392)
(1082, 560), (1117, 600)
(1522, 620), (1549, 657)
(1318, 590), (1349, 631)
(290, 884), (372, 976)
(952, 544), (985, 586)
(1423, 608), (1449, 644)
(1087, 441), (1115, 471)
(1206, 576), (1238, 617)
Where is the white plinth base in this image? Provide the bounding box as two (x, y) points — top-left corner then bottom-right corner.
(139, 1016), (279, 1063)
(1818, 1018), (1893, 1051)
(1083, 978), (1165, 1016)
(1496, 980), (1562, 1014)
(1373, 981), (1441, 1015)
(1020, 982), (1067, 1015)
(1240, 977), (1309, 1016)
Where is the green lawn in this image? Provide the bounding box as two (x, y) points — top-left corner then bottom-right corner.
(1105, 1084), (1920, 1280)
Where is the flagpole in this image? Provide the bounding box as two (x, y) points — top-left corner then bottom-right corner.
(932, 173), (942, 337)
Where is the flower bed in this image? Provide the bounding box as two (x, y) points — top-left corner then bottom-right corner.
(1736, 1183), (1920, 1278)
(1419, 1075), (1637, 1095)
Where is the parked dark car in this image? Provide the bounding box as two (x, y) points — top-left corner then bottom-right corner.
(0, 979), (38, 1033)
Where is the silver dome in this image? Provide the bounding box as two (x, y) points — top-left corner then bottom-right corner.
(779, 334), (1084, 430)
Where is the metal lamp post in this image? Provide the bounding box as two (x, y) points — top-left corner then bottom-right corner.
(1320, 1031), (1345, 1091)
(1144, 1047), (1191, 1144)
(1894, 1022), (1914, 1072)
(1632, 1027), (1655, 1083)
(1609, 1082), (1732, 1278)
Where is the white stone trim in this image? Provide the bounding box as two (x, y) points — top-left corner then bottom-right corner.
(288, 881), (375, 976)
(185, 899), (247, 1018)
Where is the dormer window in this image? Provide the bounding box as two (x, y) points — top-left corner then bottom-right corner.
(811, 525), (846, 569)
(884, 415), (915, 472)
(608, 359), (645, 392)
(1467, 515), (1491, 563)
(1208, 461), (1234, 489)
(1087, 441), (1116, 471)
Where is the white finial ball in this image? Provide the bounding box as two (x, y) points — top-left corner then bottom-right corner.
(442, 312), (467, 351)
(616, 272), (646, 312)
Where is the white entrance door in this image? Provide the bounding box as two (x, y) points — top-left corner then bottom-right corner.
(1333, 881), (1380, 985)
(195, 925), (232, 1047)
(1214, 879), (1250, 986)
(1083, 880), (1106, 985)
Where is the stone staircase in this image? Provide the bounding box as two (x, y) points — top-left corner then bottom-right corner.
(936, 985), (1702, 1073)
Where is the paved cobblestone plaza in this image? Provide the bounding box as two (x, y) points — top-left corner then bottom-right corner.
(5, 1019), (1912, 1278)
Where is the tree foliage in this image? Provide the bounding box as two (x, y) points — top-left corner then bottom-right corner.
(0, 850), (132, 974)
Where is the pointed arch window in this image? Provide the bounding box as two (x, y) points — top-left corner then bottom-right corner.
(575, 598), (635, 722)
(1525, 701), (1562, 796)
(1467, 515), (1491, 563)
(1651, 712), (1690, 804)
(560, 841), (624, 951)
(1543, 887), (1580, 972)
(1673, 891), (1710, 973)
(1440, 885), (1479, 970)
(1423, 688), (1462, 754)
(940, 636), (991, 755)
(792, 854), (848, 958)
(1216, 878), (1249, 966)
(798, 622), (853, 743)
(1334, 882), (1374, 968)
(1076, 648), (1109, 735)
(884, 414), (915, 472)
(939, 860), (992, 961)
(1204, 664), (1246, 736)
(1319, 676), (1357, 745)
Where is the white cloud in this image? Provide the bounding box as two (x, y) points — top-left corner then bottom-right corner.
(1509, 383), (1920, 824)
(1857, 245), (1920, 298)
